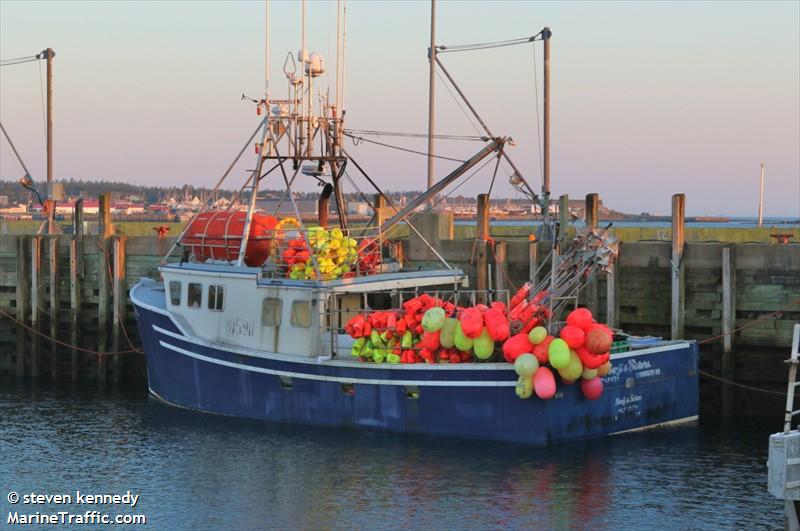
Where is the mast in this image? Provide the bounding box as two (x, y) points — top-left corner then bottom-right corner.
(426, 0), (436, 207)
(265, 0), (270, 100)
(758, 162), (765, 228)
(335, 0), (342, 131)
(44, 47), (56, 233)
(331, 0), (348, 230)
(541, 28), (552, 237)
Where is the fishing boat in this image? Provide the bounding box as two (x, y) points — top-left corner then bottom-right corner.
(131, 3), (698, 445)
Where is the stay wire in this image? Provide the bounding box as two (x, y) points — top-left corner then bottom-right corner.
(345, 129), (486, 141)
(345, 133), (466, 163)
(437, 32), (542, 53)
(435, 67), (484, 137)
(0, 55), (41, 66)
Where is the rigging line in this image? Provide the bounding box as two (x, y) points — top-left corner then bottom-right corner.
(487, 153), (502, 197)
(0, 53), (40, 62)
(344, 133), (466, 163)
(434, 67), (483, 136)
(344, 129), (486, 141)
(0, 121), (33, 177)
(343, 170), (375, 210)
(0, 56), (41, 66)
(531, 41), (544, 181)
(416, 155), (496, 217)
(437, 33), (542, 53)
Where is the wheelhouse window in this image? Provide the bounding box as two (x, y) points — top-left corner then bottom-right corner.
(169, 281), (181, 306)
(208, 285), (225, 311)
(291, 300), (311, 328)
(187, 283), (202, 309)
(262, 298), (282, 326)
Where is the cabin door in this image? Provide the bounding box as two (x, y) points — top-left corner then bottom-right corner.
(259, 288), (283, 353)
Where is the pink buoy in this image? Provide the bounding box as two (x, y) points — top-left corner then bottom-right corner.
(580, 376), (604, 400)
(533, 366), (557, 400)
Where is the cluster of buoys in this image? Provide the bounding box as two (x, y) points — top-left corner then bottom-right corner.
(276, 220), (378, 280)
(507, 307), (613, 401)
(286, 226), (359, 280)
(344, 293), (615, 402)
(345, 294), (502, 364)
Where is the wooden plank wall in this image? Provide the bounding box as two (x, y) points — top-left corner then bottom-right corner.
(1, 233), (798, 386)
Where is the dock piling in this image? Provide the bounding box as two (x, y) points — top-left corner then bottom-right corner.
(494, 241), (507, 295)
(529, 239), (538, 290)
(30, 235), (43, 378)
(112, 235), (127, 382)
(97, 194), (112, 384)
(476, 194), (490, 301)
(558, 194), (569, 237)
(585, 193), (598, 229)
(671, 194), (686, 340)
(15, 236), (30, 377)
(721, 246), (736, 415)
(585, 193), (600, 312)
(49, 236), (59, 380)
(69, 238), (81, 381)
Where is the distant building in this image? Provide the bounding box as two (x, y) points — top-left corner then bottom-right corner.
(54, 200), (100, 215)
(348, 201), (371, 216)
(0, 195), (8, 207)
(256, 200), (318, 216)
(0, 203), (28, 215)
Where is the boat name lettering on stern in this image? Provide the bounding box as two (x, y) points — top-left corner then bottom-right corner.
(604, 358), (661, 384)
(614, 394), (643, 416)
(225, 318), (254, 337)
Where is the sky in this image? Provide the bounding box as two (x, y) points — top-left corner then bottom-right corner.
(1, 0), (798, 217)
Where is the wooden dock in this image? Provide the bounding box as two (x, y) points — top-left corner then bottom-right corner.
(1, 194), (798, 415)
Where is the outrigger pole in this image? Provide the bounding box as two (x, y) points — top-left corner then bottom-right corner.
(379, 138), (506, 234)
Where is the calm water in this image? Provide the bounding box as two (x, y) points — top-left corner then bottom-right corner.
(0, 377), (783, 530)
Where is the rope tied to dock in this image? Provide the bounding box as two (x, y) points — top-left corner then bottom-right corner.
(695, 299), (800, 345)
(0, 309), (142, 357)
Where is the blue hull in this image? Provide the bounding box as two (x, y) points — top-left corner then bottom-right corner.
(133, 303), (699, 445)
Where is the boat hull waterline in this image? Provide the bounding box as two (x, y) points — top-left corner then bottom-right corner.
(132, 291), (699, 445)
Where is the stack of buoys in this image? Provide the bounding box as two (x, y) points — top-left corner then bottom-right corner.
(356, 238), (382, 276)
(345, 295), (615, 401)
(345, 294), (514, 364)
(510, 307), (613, 401)
(279, 223), (361, 280)
(346, 295), (466, 363)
